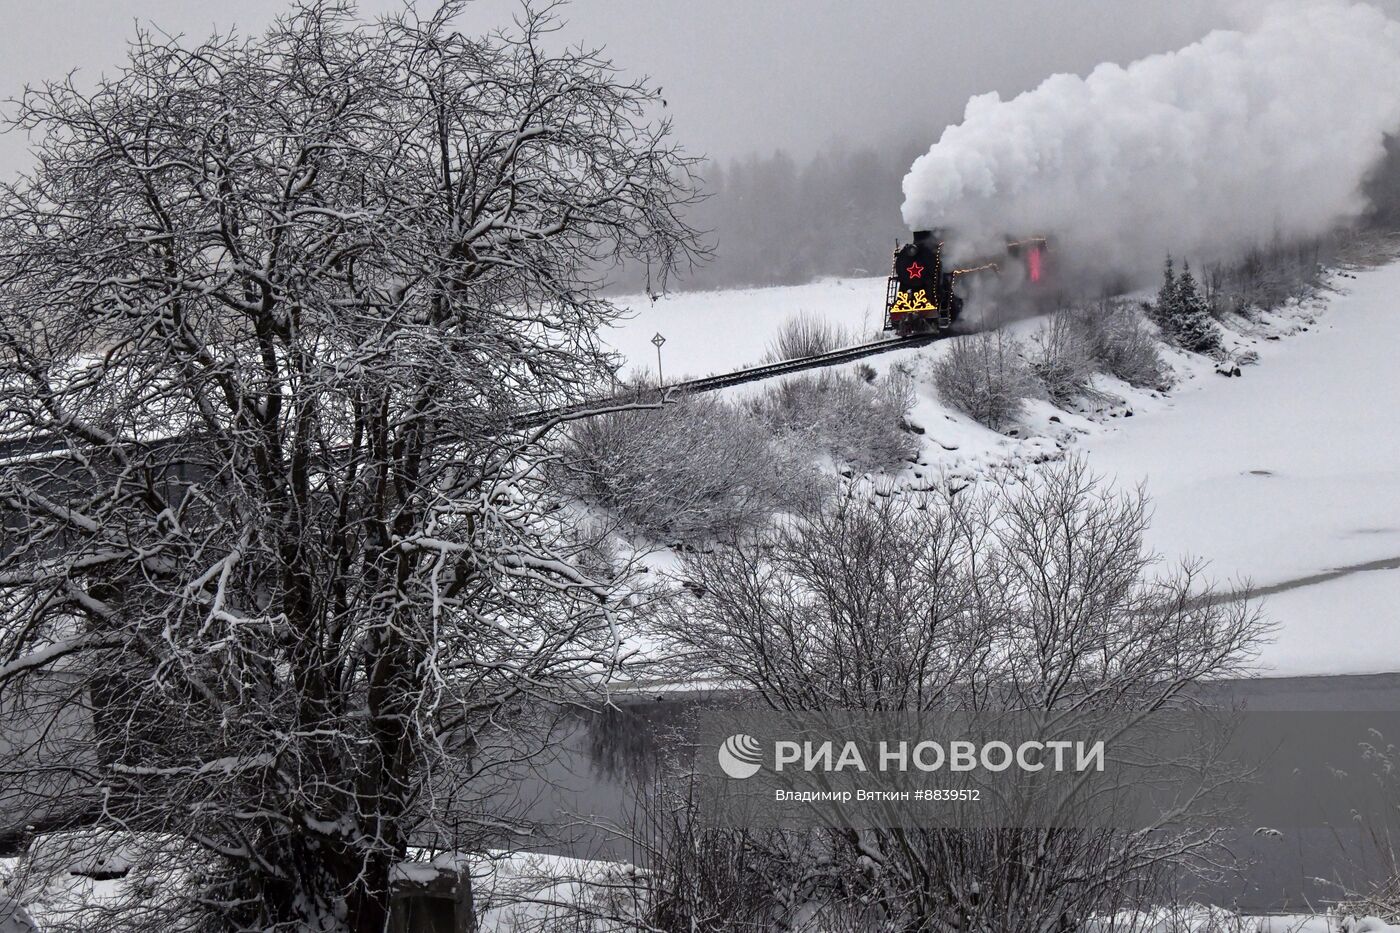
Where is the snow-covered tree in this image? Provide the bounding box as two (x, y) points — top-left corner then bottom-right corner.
(0, 3), (699, 930)
(1173, 261), (1223, 352)
(1157, 255), (1177, 315)
(651, 461), (1268, 930)
(1153, 256), (1223, 355)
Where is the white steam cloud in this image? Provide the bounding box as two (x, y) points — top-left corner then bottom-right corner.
(902, 1), (1400, 280)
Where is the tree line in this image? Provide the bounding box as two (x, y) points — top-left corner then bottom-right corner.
(615, 139), (929, 294)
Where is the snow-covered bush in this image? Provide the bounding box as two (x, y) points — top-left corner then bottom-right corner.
(763, 312), (852, 362)
(933, 330), (1040, 431)
(751, 369), (917, 471)
(1071, 300), (1174, 391)
(1027, 311), (1096, 405)
(563, 395), (810, 543)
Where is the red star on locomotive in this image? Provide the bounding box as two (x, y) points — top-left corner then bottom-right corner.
(906, 261), (924, 279)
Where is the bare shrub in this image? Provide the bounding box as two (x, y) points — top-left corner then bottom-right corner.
(1333, 732), (1400, 922)
(625, 774), (880, 933)
(564, 396), (809, 543)
(631, 779), (797, 931)
(659, 459), (1266, 710)
(1071, 301), (1174, 391)
(1027, 312), (1096, 406)
(752, 370), (918, 472)
(764, 313), (850, 362)
(653, 460), (1269, 930)
(933, 331), (1040, 430)
(1204, 235), (1337, 315)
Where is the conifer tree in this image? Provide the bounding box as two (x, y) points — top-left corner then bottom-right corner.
(1158, 255), (1177, 313)
(1173, 261), (1223, 354)
(1152, 254), (1222, 355)
(1151, 255), (1179, 335)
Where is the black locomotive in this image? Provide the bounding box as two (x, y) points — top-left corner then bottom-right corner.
(883, 231), (1048, 335)
(884, 230), (958, 334)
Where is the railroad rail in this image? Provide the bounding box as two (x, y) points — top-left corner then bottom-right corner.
(512, 330), (944, 429)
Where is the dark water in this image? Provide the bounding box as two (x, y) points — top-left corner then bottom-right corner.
(516, 674), (1400, 913)
(1190, 674), (1400, 910)
(7, 673), (1396, 911)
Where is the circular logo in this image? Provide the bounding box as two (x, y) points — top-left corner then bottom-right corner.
(717, 733), (763, 779)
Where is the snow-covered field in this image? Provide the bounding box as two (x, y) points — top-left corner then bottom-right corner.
(604, 276), (889, 380)
(606, 253), (1400, 677)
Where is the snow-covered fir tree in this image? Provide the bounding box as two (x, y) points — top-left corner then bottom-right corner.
(1153, 255), (1222, 354)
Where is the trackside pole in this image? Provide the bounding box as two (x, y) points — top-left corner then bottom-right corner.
(651, 332), (666, 385)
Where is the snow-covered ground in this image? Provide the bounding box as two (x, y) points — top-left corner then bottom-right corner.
(605, 276), (889, 380)
(0, 839), (640, 932)
(606, 252), (1400, 677)
(7, 837), (1397, 933)
(1082, 261), (1400, 675)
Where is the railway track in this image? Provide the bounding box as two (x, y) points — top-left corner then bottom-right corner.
(512, 330), (945, 429)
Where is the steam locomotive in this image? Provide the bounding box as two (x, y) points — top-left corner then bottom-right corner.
(883, 230), (1048, 335)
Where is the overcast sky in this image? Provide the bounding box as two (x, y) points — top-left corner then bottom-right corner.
(0, 0), (1235, 176)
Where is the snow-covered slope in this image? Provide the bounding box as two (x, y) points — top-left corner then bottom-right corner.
(1082, 261), (1400, 675)
(607, 254), (1400, 677)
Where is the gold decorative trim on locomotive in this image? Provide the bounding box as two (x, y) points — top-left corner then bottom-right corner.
(950, 262), (999, 279)
(889, 287), (938, 314)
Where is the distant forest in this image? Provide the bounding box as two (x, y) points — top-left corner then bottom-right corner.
(613, 131), (1400, 296)
(611, 139), (928, 294)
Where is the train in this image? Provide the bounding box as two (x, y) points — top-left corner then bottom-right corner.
(883, 230), (1049, 335)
